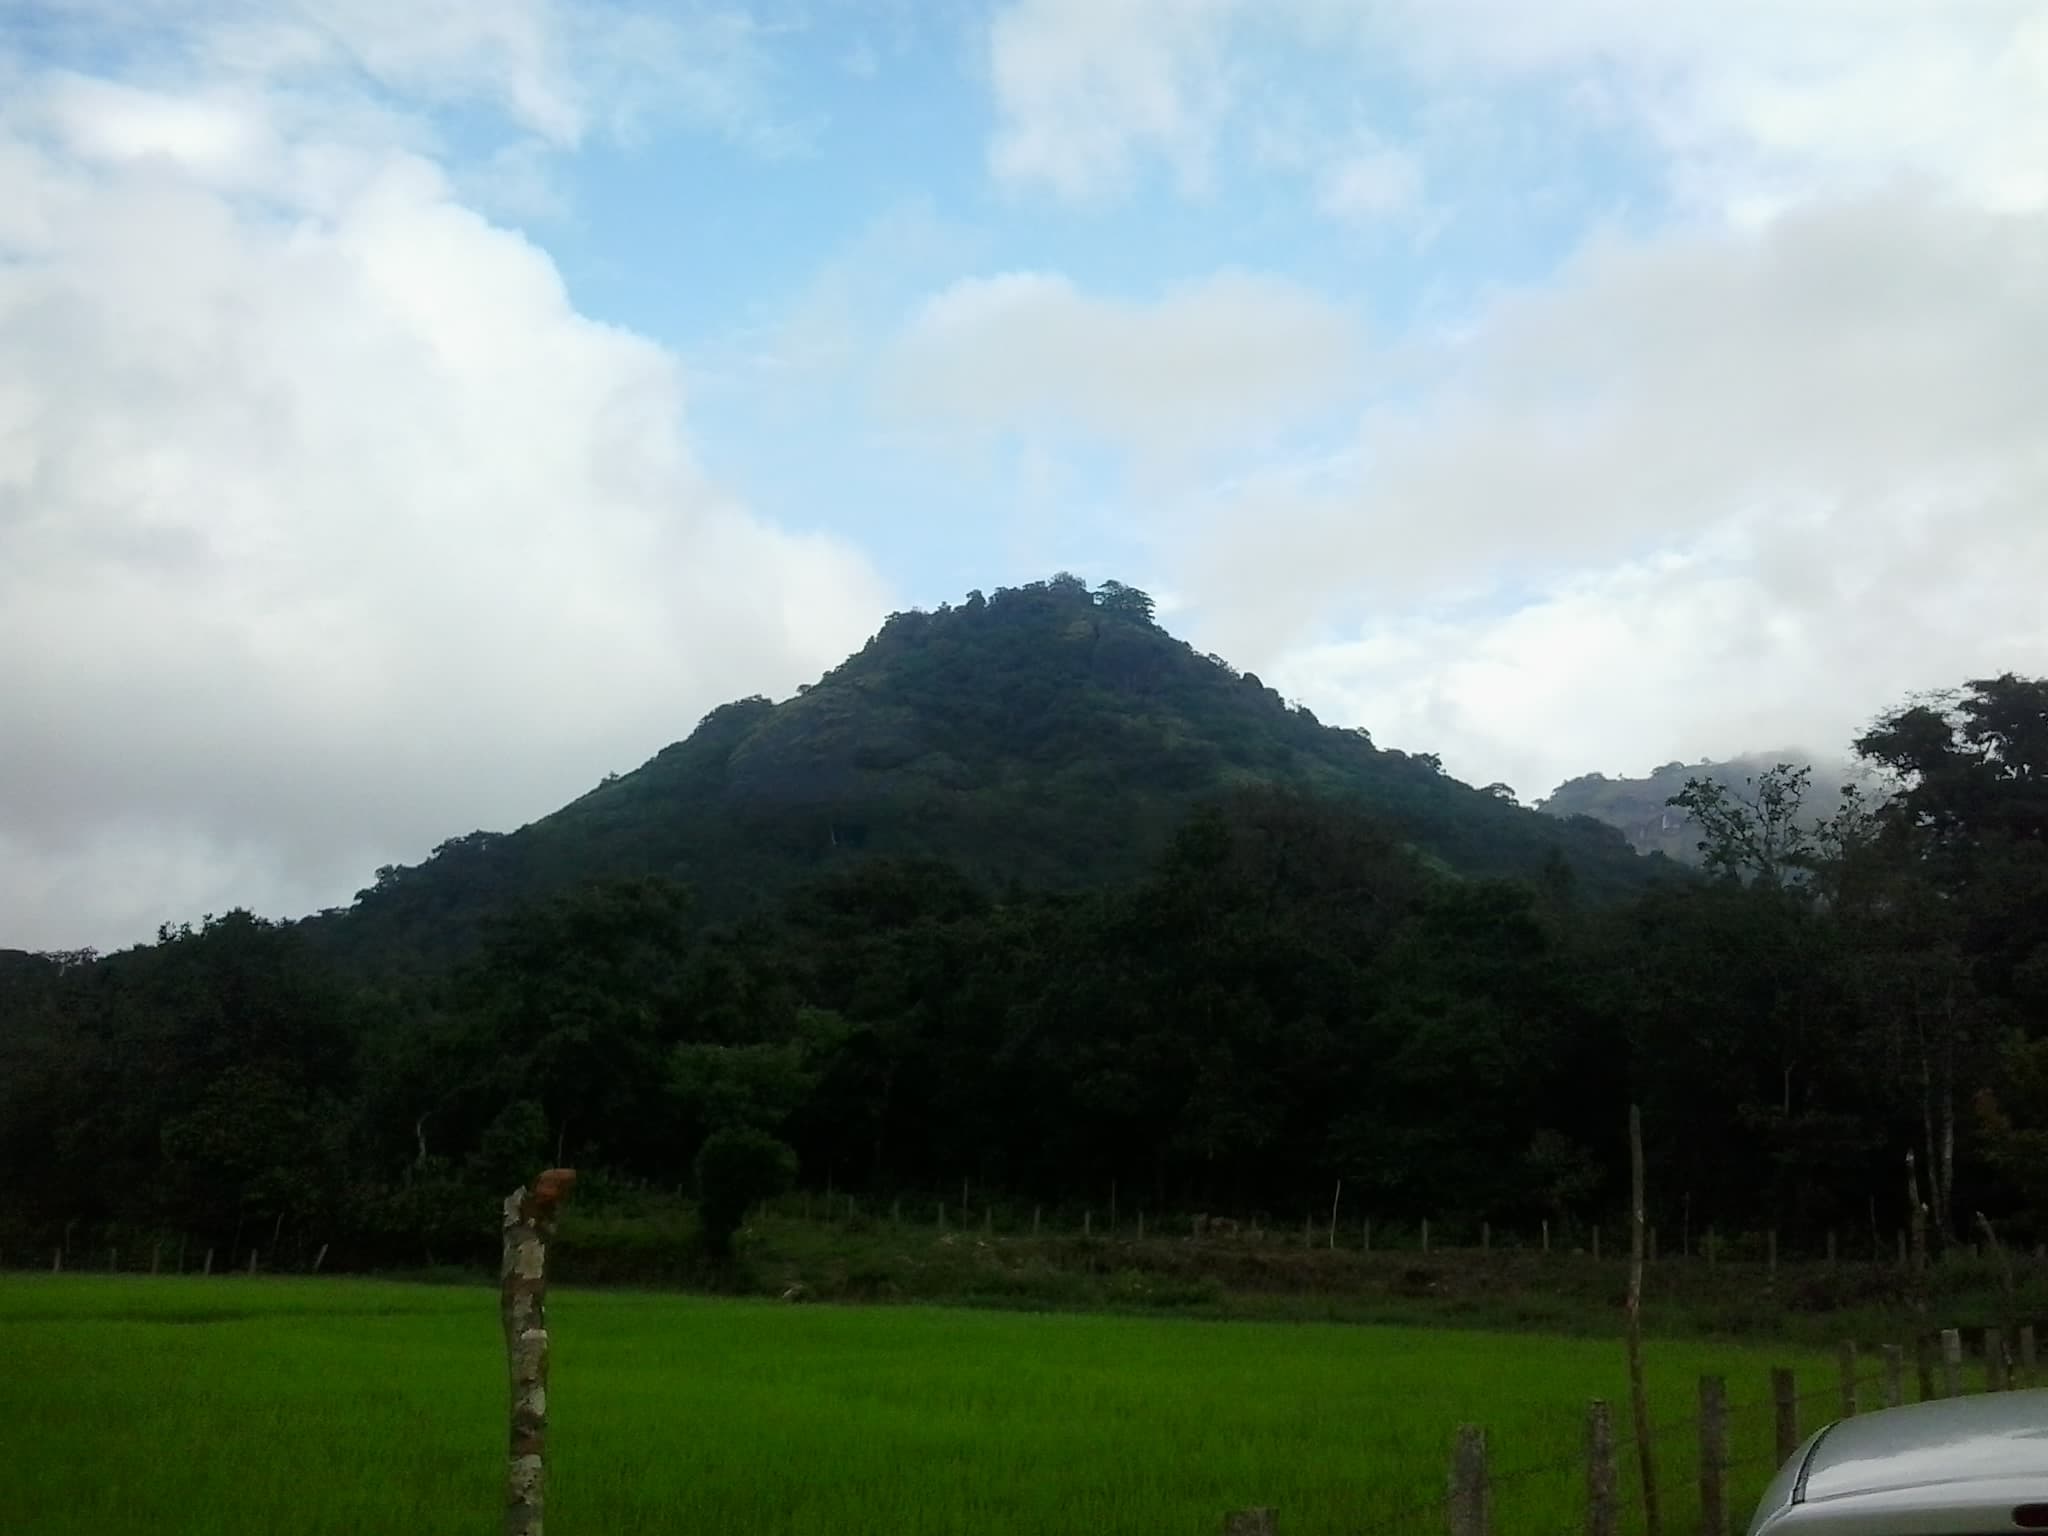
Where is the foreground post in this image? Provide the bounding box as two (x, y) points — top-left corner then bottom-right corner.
(1941, 1328), (1963, 1399)
(1772, 1369), (1799, 1463)
(1698, 1375), (1727, 1536)
(1586, 1400), (1617, 1536)
(1626, 1106), (1662, 1536)
(1881, 1345), (1904, 1408)
(1448, 1424), (1490, 1536)
(503, 1168), (576, 1536)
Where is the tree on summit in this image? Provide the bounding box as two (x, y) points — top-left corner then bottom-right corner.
(1094, 580), (1157, 624)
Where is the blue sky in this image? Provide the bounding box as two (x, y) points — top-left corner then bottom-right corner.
(3, 0), (2046, 948)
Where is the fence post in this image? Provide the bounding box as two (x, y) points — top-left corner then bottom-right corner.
(938, 1202), (947, 1230)
(1224, 1511), (1276, 1536)
(1915, 1334), (1935, 1401)
(203, 1247), (214, 1276)
(1881, 1345), (1904, 1408)
(1772, 1368), (1799, 1463)
(1627, 1105), (1662, 1536)
(313, 1243), (329, 1274)
(502, 1168), (576, 1536)
(1084, 1210), (1092, 1237)
(1986, 1329), (2008, 1392)
(51, 1247), (61, 1273)
(1481, 1221), (1491, 1252)
(1592, 1225), (1600, 1261)
(1033, 1205), (1041, 1237)
(1422, 1218), (1431, 1254)
(150, 1242), (161, 1276)
(1543, 1219), (1550, 1254)
(1941, 1329), (1963, 1398)
(1448, 1425), (1490, 1536)
(1838, 1342), (1859, 1417)
(1699, 1375), (1727, 1536)
(2022, 1325), (2038, 1388)
(1586, 1399), (1618, 1536)
(247, 1249), (258, 1276)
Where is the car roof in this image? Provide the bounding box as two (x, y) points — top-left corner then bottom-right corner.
(1798, 1389), (2048, 1504)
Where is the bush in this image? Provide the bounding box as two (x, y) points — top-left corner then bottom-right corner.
(694, 1130), (798, 1258)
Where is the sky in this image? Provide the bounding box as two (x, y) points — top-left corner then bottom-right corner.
(3, 0), (2046, 952)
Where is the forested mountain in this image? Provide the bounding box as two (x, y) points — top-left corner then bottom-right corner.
(1539, 755), (1866, 864)
(314, 575), (1668, 972)
(3, 573), (2043, 1285)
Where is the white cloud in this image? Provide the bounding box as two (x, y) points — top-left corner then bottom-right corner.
(1186, 193), (2048, 794)
(986, 0), (1242, 200)
(0, 42), (887, 952)
(985, 0), (2048, 218)
(883, 270), (1360, 471)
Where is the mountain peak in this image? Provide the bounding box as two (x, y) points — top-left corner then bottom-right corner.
(319, 577), (1672, 970)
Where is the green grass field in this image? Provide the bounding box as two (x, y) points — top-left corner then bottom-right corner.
(6, 1276), (1842, 1535)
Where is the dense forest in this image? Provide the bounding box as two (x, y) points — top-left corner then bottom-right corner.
(1, 578), (2043, 1271)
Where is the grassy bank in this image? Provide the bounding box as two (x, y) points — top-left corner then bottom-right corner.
(536, 1208), (2046, 1352)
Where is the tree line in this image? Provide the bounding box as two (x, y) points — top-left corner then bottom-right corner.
(1, 674), (2042, 1268)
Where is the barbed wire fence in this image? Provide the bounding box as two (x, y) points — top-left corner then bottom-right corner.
(1224, 1323), (2040, 1536)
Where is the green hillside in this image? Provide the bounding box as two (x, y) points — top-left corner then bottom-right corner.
(315, 575), (1673, 969)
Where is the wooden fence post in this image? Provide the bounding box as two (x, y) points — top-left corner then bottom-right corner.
(1772, 1368), (1799, 1463)
(1698, 1375), (1727, 1536)
(1626, 1106), (1662, 1536)
(109, 1246), (118, 1273)
(1329, 1179), (1342, 1250)
(247, 1248), (258, 1276)
(502, 1168), (575, 1536)
(1224, 1510), (1276, 1535)
(1915, 1334), (1935, 1401)
(1592, 1225), (1600, 1261)
(1481, 1221), (1491, 1252)
(1881, 1344), (1904, 1408)
(1838, 1342), (1859, 1417)
(938, 1201), (947, 1230)
(1941, 1328), (1963, 1398)
(1586, 1399), (1618, 1536)
(51, 1247), (61, 1273)
(150, 1242), (161, 1276)
(203, 1247), (213, 1276)
(2021, 1325), (2038, 1388)
(1448, 1425), (1490, 1536)
(312, 1243), (329, 1274)
(1985, 1329), (2008, 1392)
(1543, 1219), (1551, 1254)
(1422, 1218), (1431, 1254)
(1084, 1210), (1092, 1237)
